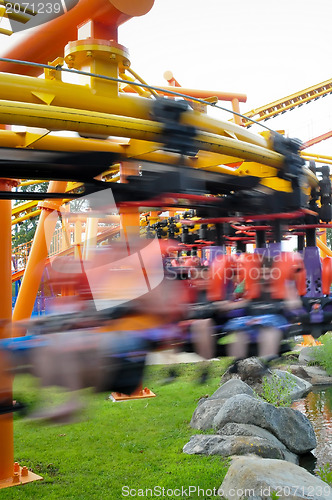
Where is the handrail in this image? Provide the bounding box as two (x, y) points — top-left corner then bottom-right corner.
(12, 224), (120, 282)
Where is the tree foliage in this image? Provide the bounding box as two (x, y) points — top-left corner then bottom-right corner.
(12, 182), (48, 249)
(326, 228), (332, 249)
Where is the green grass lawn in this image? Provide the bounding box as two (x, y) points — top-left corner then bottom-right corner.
(3, 360), (231, 499)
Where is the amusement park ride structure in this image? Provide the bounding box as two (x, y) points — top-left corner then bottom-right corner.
(0, 0), (332, 489)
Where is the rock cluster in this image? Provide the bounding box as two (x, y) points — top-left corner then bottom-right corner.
(184, 378), (316, 463)
(219, 357), (312, 398)
(183, 359), (332, 499)
(290, 345), (332, 385)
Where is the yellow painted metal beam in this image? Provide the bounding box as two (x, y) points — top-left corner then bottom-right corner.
(11, 181), (81, 224)
(0, 100), (285, 169)
(317, 237), (332, 257)
(0, 72), (152, 117)
(12, 209), (42, 225)
(11, 200), (40, 217)
(301, 151), (332, 165)
(0, 72), (271, 149)
(302, 166), (319, 188)
(13, 181), (68, 322)
(0, 129), (317, 194)
(122, 82), (247, 103)
(18, 180), (48, 187)
(0, 130), (247, 173)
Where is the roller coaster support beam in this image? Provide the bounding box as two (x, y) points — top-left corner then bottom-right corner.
(0, 0), (155, 77)
(12, 181), (68, 323)
(0, 100), (284, 169)
(122, 83), (247, 103)
(64, 36), (131, 99)
(0, 129), (319, 191)
(161, 70), (246, 124)
(0, 129), (242, 178)
(0, 72), (153, 119)
(120, 162), (140, 245)
(0, 178), (18, 485)
(317, 237), (332, 258)
(301, 152), (332, 166)
(301, 131), (332, 150)
(0, 72), (266, 149)
(64, 22), (142, 243)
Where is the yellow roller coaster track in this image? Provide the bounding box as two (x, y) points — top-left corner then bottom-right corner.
(301, 151), (332, 166)
(242, 77), (332, 127)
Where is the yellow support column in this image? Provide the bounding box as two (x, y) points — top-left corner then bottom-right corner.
(317, 236), (332, 257)
(318, 230), (328, 257)
(64, 20), (130, 99)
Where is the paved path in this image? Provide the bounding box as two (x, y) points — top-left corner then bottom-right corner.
(146, 349), (206, 365)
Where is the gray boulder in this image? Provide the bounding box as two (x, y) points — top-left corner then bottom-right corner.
(288, 364), (315, 381)
(296, 365), (332, 385)
(183, 434), (294, 461)
(220, 358), (269, 394)
(190, 379), (255, 430)
(190, 399), (227, 430)
(298, 346), (320, 364)
(218, 423), (298, 463)
(213, 394), (316, 454)
(209, 379), (256, 400)
(272, 369), (312, 401)
(219, 456), (332, 499)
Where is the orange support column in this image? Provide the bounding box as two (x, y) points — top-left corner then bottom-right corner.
(149, 211), (160, 227)
(120, 162), (140, 246)
(13, 181), (68, 323)
(0, 179), (17, 484)
(74, 218), (83, 260)
(0, 178), (42, 488)
(112, 163), (156, 402)
(231, 98), (243, 126)
(61, 205), (70, 252)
